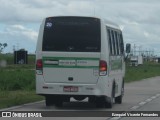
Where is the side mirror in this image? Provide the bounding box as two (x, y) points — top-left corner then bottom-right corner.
(126, 43), (131, 53)
(125, 43), (131, 62)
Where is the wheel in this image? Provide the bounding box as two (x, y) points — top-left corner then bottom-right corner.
(45, 96), (53, 106)
(115, 95), (122, 104)
(105, 97), (113, 108)
(96, 97), (105, 108)
(55, 97), (63, 107)
(115, 80), (124, 104)
(105, 85), (115, 108)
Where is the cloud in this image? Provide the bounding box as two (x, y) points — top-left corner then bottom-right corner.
(5, 24), (38, 42)
(0, 0), (95, 23)
(1, 0), (159, 26)
(0, 24), (38, 53)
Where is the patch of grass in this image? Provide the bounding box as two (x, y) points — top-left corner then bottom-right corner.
(0, 54), (42, 109)
(124, 62), (160, 82)
(0, 91), (44, 109)
(0, 68), (35, 90)
(0, 65), (44, 109)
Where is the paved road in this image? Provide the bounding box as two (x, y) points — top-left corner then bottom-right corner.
(1, 76), (160, 120)
(120, 96), (160, 120)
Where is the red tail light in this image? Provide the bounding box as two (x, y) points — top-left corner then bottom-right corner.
(36, 59), (43, 75)
(99, 60), (107, 76)
(36, 59), (43, 70)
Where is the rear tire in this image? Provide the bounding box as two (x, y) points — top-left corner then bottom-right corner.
(105, 84), (115, 108)
(105, 98), (113, 108)
(55, 97), (63, 107)
(115, 80), (124, 104)
(45, 96), (53, 106)
(96, 97), (105, 108)
(115, 95), (122, 104)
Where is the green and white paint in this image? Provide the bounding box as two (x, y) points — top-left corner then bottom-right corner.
(43, 57), (99, 69)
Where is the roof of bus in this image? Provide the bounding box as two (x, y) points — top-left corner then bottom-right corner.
(103, 19), (120, 30)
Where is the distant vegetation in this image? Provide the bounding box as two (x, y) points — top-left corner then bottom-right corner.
(0, 53), (35, 65)
(125, 62), (160, 82)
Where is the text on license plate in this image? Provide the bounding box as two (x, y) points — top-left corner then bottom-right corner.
(63, 86), (78, 92)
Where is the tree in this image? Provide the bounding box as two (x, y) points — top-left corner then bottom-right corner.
(3, 43), (7, 48)
(0, 43), (8, 53)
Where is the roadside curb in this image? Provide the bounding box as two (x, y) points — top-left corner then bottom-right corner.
(0, 100), (44, 111)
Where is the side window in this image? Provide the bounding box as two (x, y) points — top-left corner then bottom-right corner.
(120, 33), (124, 54)
(111, 30), (116, 55)
(114, 31), (119, 55)
(117, 33), (121, 55)
(107, 29), (124, 55)
(107, 29), (113, 55)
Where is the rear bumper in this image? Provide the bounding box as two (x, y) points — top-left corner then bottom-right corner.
(36, 75), (110, 97)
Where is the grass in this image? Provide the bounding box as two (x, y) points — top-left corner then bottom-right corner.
(0, 53), (44, 109)
(0, 64), (44, 109)
(0, 66), (35, 90)
(0, 91), (44, 109)
(124, 62), (160, 82)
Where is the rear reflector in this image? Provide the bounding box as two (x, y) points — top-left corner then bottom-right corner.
(99, 60), (107, 76)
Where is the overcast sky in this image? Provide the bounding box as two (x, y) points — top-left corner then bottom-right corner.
(0, 0), (160, 55)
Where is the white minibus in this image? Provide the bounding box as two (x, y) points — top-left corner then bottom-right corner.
(36, 16), (129, 108)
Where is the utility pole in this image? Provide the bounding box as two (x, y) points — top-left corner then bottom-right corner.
(133, 44), (136, 56)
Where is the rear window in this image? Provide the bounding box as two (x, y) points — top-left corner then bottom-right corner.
(42, 17), (101, 52)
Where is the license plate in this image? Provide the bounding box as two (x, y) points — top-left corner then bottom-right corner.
(63, 86), (78, 92)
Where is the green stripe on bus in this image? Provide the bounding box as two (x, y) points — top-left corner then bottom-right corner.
(43, 65), (99, 69)
(42, 57), (99, 68)
(43, 57), (99, 61)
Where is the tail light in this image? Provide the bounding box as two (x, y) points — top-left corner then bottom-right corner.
(99, 60), (107, 76)
(36, 59), (43, 75)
